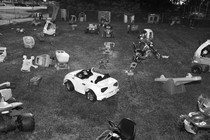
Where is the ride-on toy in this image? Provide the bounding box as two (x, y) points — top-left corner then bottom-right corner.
(102, 24), (114, 38)
(0, 82), (35, 133)
(63, 68), (119, 102)
(132, 41), (161, 63)
(43, 19), (56, 36)
(191, 39), (210, 74)
(96, 118), (136, 140)
(85, 24), (100, 34)
(177, 94), (210, 137)
(138, 29), (154, 43)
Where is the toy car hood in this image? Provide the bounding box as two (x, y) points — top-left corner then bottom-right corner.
(194, 40), (210, 58)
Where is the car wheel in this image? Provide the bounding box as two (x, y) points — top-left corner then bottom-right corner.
(65, 81), (74, 91)
(191, 65), (202, 74)
(16, 113), (35, 132)
(85, 89), (96, 102)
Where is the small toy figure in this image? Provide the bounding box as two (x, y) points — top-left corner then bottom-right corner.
(0, 47), (7, 62)
(101, 24), (114, 38)
(85, 24), (100, 34)
(21, 55), (38, 72)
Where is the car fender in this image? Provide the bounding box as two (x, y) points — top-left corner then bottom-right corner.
(85, 86), (100, 96)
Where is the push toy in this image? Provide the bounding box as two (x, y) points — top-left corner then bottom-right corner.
(191, 39), (210, 74)
(102, 24), (114, 38)
(0, 47), (6, 62)
(103, 42), (115, 55)
(35, 54), (53, 67)
(96, 118), (136, 140)
(85, 24), (100, 34)
(21, 55), (38, 72)
(23, 36), (35, 49)
(43, 19), (56, 36)
(55, 50), (70, 70)
(155, 73), (202, 94)
(63, 68), (119, 102)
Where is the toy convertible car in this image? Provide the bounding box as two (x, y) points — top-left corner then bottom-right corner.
(63, 68), (119, 102)
(191, 39), (210, 74)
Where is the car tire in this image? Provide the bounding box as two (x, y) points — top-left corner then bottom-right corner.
(191, 65), (202, 74)
(16, 113), (35, 132)
(65, 81), (74, 91)
(85, 89), (97, 102)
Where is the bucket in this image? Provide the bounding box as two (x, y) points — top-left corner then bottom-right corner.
(23, 36), (35, 49)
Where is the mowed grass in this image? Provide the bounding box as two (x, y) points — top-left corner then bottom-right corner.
(0, 20), (210, 140)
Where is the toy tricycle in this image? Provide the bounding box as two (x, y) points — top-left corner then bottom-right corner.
(85, 24), (100, 34)
(96, 118), (136, 140)
(102, 25), (114, 38)
(191, 39), (210, 74)
(132, 41), (161, 63)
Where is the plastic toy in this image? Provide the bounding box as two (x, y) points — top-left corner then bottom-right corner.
(132, 42), (161, 63)
(0, 82), (35, 133)
(55, 50), (70, 70)
(85, 24), (100, 34)
(96, 118), (136, 140)
(0, 47), (6, 62)
(63, 67), (119, 102)
(155, 73), (202, 94)
(21, 55), (38, 72)
(177, 95), (210, 137)
(102, 24), (114, 38)
(138, 29), (154, 43)
(78, 12), (86, 22)
(198, 94), (210, 116)
(103, 42), (115, 55)
(191, 40), (210, 74)
(35, 54), (53, 67)
(29, 75), (42, 86)
(31, 20), (41, 26)
(23, 36), (35, 49)
(43, 19), (56, 36)
(127, 22), (139, 34)
(16, 28), (25, 33)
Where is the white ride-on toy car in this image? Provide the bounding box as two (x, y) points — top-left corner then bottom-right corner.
(191, 39), (210, 74)
(63, 68), (119, 102)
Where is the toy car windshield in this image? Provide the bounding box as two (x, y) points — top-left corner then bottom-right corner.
(76, 69), (93, 79)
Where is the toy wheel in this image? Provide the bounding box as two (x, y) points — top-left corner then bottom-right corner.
(191, 65), (202, 74)
(65, 81), (74, 91)
(16, 113), (35, 132)
(85, 89), (96, 102)
(176, 117), (185, 131)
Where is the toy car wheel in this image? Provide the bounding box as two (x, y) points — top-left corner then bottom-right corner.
(191, 65), (202, 74)
(85, 89), (96, 102)
(16, 113), (35, 132)
(65, 81), (74, 91)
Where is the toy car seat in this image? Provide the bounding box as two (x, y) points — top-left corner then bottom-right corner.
(109, 118), (136, 140)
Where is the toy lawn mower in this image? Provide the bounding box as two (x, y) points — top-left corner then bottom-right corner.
(0, 82), (35, 133)
(132, 41), (161, 63)
(191, 39), (210, 74)
(177, 95), (210, 136)
(96, 118), (136, 140)
(102, 24), (114, 38)
(85, 24), (100, 34)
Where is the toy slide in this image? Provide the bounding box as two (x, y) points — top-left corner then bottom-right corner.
(155, 73), (202, 86)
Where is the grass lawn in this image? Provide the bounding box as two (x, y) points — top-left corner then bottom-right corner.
(0, 20), (210, 140)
